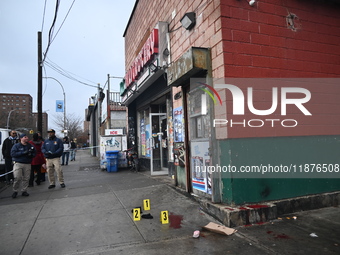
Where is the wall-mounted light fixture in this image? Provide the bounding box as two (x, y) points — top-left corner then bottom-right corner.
(238, 0), (256, 6)
(248, 0), (256, 6)
(127, 83), (138, 94)
(150, 63), (160, 72)
(163, 48), (170, 57)
(180, 12), (196, 30)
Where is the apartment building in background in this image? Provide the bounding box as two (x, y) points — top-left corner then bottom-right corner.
(0, 93), (48, 134)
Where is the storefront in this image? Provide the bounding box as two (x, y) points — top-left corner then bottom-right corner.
(167, 47), (216, 199)
(121, 23), (175, 176)
(123, 0), (340, 207)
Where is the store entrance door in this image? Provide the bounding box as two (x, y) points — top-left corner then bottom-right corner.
(149, 113), (168, 175)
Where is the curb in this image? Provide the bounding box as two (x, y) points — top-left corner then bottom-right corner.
(196, 198), (277, 227)
(190, 191), (340, 227)
(129, 171), (340, 227)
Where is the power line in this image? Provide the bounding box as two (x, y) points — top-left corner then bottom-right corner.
(41, 0), (48, 32)
(42, 0), (60, 63)
(44, 60), (98, 88)
(51, 0), (76, 44)
(46, 58), (98, 85)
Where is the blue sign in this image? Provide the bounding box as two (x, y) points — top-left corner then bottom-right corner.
(56, 100), (64, 112)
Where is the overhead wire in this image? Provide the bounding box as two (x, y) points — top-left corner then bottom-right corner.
(50, 0), (76, 44)
(41, 0), (48, 32)
(44, 60), (98, 88)
(41, 0), (120, 91)
(41, 0), (99, 89)
(42, 0), (60, 63)
(46, 57), (98, 85)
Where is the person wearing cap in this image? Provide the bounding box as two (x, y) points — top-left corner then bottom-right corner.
(41, 129), (65, 189)
(1, 130), (18, 184)
(10, 134), (36, 198)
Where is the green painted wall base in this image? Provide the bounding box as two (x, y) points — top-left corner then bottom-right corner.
(219, 135), (340, 205)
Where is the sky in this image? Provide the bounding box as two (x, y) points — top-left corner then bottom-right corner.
(0, 0), (135, 131)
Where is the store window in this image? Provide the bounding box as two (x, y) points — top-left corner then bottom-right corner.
(139, 108), (150, 158)
(188, 87), (211, 139)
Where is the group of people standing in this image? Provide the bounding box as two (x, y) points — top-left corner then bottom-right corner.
(61, 136), (77, 165)
(1, 129), (77, 198)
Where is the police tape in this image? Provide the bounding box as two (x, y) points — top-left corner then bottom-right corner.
(76, 146), (100, 150)
(0, 170), (13, 178)
(0, 146), (100, 177)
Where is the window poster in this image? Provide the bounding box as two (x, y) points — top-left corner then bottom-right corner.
(191, 141), (211, 194)
(173, 106), (184, 142)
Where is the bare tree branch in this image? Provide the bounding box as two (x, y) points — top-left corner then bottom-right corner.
(52, 113), (83, 139)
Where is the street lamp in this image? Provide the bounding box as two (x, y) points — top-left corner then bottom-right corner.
(6, 109), (15, 129)
(43, 77), (66, 132)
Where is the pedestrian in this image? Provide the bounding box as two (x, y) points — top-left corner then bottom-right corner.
(37, 131), (46, 182)
(28, 133), (46, 186)
(61, 137), (70, 165)
(70, 139), (77, 161)
(41, 129), (65, 189)
(10, 134), (36, 198)
(1, 130), (18, 184)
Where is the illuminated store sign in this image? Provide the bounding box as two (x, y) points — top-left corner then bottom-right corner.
(125, 29), (159, 87)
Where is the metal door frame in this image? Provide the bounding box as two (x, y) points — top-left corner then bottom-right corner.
(149, 113), (168, 175)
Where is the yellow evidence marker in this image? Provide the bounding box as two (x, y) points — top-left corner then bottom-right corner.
(133, 208), (141, 221)
(160, 210), (169, 224)
(143, 199), (151, 211)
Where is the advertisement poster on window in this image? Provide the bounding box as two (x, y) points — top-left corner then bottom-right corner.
(145, 124), (151, 157)
(168, 117), (174, 161)
(173, 106), (184, 142)
(191, 141), (211, 194)
(141, 118), (146, 156)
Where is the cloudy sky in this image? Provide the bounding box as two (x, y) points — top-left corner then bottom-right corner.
(0, 0), (135, 130)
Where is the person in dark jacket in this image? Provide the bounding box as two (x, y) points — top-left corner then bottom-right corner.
(41, 129), (65, 189)
(10, 134), (36, 198)
(28, 133), (46, 186)
(70, 139), (77, 161)
(1, 130), (18, 184)
(61, 136), (70, 165)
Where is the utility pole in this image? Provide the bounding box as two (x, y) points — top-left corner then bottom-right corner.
(37, 31), (43, 133)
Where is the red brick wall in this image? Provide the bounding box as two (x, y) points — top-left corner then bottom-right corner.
(124, 0), (222, 76)
(220, 0), (340, 78)
(124, 0), (340, 139)
(215, 0), (340, 139)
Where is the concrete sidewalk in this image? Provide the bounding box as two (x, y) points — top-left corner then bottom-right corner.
(0, 149), (339, 255)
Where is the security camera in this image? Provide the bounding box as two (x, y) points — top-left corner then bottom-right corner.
(249, 0), (256, 6)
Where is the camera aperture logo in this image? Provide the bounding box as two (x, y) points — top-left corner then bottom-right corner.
(198, 82), (312, 128)
(198, 82), (222, 106)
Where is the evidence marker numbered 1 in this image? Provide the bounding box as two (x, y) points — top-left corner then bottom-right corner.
(143, 199), (151, 211)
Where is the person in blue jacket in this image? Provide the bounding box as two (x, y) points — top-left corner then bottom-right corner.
(41, 129), (65, 189)
(10, 134), (36, 198)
